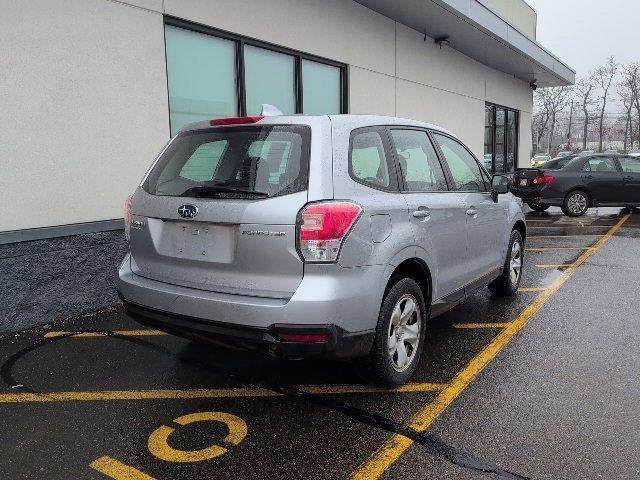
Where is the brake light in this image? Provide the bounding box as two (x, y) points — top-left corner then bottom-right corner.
(298, 201), (362, 262)
(277, 333), (329, 343)
(533, 175), (554, 185)
(210, 115), (264, 126)
(123, 196), (133, 240)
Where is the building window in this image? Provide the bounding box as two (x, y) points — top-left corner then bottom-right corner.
(484, 104), (519, 174)
(165, 26), (237, 135)
(244, 46), (296, 115)
(164, 18), (348, 135)
(302, 60), (342, 115)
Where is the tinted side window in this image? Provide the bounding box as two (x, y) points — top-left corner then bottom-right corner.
(619, 157), (640, 173)
(349, 130), (392, 190)
(390, 130), (448, 192)
(433, 133), (487, 192)
(583, 157), (617, 172)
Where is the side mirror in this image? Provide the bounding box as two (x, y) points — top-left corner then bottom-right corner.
(491, 175), (510, 198)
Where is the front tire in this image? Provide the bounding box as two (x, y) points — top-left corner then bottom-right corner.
(562, 190), (589, 217)
(527, 202), (550, 212)
(488, 230), (524, 297)
(359, 278), (426, 386)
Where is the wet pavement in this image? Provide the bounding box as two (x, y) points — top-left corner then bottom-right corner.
(1, 208), (639, 479)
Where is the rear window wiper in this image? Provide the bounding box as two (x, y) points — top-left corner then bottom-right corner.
(180, 186), (269, 198)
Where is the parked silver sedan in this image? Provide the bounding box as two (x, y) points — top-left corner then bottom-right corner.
(117, 109), (525, 385)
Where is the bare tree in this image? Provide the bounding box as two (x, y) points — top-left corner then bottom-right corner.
(594, 57), (618, 152)
(535, 86), (572, 154)
(532, 98), (550, 152)
(574, 74), (597, 150)
(619, 80), (635, 152)
(625, 63), (640, 149)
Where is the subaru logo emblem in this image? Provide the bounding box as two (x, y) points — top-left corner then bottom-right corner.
(178, 204), (198, 219)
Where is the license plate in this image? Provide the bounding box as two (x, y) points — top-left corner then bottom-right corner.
(519, 179), (528, 186)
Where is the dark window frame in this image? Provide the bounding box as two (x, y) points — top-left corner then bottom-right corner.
(386, 126), (452, 193)
(348, 126), (400, 193)
(164, 16), (348, 129)
(484, 102), (519, 174)
(430, 130), (491, 193)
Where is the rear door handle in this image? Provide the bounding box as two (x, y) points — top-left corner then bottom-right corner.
(624, 176), (633, 180)
(466, 208), (478, 216)
(583, 175), (593, 180)
(412, 208), (431, 219)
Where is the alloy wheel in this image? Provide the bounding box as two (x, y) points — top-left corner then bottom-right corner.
(387, 294), (421, 372)
(567, 192), (588, 215)
(510, 238), (522, 285)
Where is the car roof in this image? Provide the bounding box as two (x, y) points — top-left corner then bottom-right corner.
(179, 114), (456, 138)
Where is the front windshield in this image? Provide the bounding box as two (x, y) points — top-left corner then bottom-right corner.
(144, 125), (311, 198)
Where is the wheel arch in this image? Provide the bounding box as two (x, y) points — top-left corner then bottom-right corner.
(384, 257), (432, 310)
(513, 219), (527, 243)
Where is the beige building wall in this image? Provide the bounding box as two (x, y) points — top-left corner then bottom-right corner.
(1, 0), (170, 232)
(1, 0), (534, 233)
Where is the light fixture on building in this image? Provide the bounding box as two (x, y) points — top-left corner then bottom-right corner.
(434, 35), (450, 49)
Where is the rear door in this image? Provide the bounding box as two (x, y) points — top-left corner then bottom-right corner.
(618, 156), (640, 204)
(388, 128), (467, 301)
(580, 156), (625, 204)
(128, 122), (316, 299)
(431, 132), (506, 289)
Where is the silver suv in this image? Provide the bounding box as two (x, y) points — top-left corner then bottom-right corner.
(117, 111), (525, 385)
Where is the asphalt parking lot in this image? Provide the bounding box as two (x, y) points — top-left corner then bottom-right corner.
(1, 208), (639, 480)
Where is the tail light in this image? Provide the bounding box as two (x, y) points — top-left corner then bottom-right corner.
(533, 175), (554, 185)
(298, 201), (362, 262)
(123, 196), (132, 240)
(210, 115), (263, 126)
(277, 332), (329, 343)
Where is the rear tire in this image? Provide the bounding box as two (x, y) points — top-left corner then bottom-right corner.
(488, 230), (523, 297)
(359, 278), (426, 386)
(527, 202), (550, 212)
(561, 190), (589, 217)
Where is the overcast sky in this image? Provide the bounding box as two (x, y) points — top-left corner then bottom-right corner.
(527, 0), (640, 79)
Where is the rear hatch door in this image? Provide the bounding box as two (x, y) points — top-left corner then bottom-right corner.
(128, 123), (312, 299)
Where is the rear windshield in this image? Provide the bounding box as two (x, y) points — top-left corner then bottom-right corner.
(543, 155), (575, 170)
(144, 125), (311, 198)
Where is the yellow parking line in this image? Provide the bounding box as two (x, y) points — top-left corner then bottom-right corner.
(535, 264), (573, 268)
(0, 382), (446, 404)
(44, 330), (167, 338)
(453, 323), (511, 329)
(527, 225), (612, 229)
(90, 456), (155, 480)
(528, 234), (604, 239)
(349, 213), (629, 480)
(526, 246), (594, 252)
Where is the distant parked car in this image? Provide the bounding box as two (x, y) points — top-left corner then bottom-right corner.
(628, 148), (640, 158)
(483, 153), (493, 171)
(531, 153), (551, 167)
(579, 150), (595, 156)
(556, 150), (573, 157)
(511, 154), (640, 216)
(603, 149), (619, 154)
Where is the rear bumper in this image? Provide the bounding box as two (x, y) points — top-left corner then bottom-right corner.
(120, 297), (374, 359)
(116, 254), (381, 358)
(510, 186), (562, 206)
